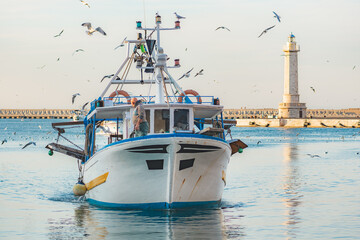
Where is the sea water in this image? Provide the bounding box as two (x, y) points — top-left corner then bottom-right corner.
(0, 119), (359, 239)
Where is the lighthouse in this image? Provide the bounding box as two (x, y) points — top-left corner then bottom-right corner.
(278, 33), (307, 119)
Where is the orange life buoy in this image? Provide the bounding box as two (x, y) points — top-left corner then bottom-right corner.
(177, 89), (202, 104)
(108, 90), (131, 103)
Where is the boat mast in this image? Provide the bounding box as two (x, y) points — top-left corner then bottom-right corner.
(100, 13), (185, 102)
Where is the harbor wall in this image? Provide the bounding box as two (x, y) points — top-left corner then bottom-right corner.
(224, 108), (360, 119)
(0, 109), (76, 119)
(236, 118), (360, 128)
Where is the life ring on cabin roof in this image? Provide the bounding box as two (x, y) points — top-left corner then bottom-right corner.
(177, 89), (202, 104)
(108, 90), (131, 103)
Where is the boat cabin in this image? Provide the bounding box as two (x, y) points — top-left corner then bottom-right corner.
(86, 102), (224, 143)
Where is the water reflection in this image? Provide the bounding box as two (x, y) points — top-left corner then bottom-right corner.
(47, 203), (234, 239)
(282, 142), (303, 239)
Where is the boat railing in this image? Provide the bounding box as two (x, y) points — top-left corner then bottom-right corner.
(102, 95), (219, 105)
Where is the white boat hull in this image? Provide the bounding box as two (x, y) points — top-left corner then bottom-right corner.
(83, 134), (231, 209)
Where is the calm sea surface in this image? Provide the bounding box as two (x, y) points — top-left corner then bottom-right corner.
(0, 119), (359, 239)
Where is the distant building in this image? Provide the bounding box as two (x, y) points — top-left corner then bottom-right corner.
(278, 34), (307, 118)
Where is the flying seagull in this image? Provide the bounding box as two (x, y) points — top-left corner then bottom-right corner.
(97, 125), (112, 134)
(215, 26), (231, 32)
(353, 65), (356, 70)
(174, 12), (186, 20)
(114, 37), (127, 50)
(258, 25), (276, 38)
(82, 102), (89, 110)
(101, 74), (114, 82)
(56, 57), (60, 61)
(272, 11), (281, 22)
(81, 23), (106, 36)
(178, 68), (194, 80)
(310, 86), (316, 93)
(307, 154), (321, 158)
(54, 29), (64, 37)
(194, 69), (204, 77)
(22, 141), (36, 149)
(1, 139), (7, 145)
(72, 93), (80, 104)
(80, 0), (90, 8)
(72, 49), (84, 56)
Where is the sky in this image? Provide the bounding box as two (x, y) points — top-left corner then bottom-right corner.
(0, 0), (359, 110)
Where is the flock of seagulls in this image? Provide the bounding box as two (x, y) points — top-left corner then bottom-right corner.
(258, 11), (281, 38)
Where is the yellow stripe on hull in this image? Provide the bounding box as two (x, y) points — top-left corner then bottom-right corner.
(85, 172), (109, 190)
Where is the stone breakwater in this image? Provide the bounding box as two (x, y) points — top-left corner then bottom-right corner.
(0, 109), (77, 119)
(236, 118), (360, 128)
(224, 108), (360, 119)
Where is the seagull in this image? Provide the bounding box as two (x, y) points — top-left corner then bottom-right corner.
(174, 12), (186, 20)
(37, 65), (46, 69)
(194, 69), (204, 77)
(215, 26), (231, 32)
(257, 141), (261, 145)
(307, 154), (321, 158)
(80, 0), (90, 8)
(56, 57), (60, 61)
(54, 29), (64, 37)
(97, 125), (112, 134)
(101, 74), (114, 82)
(1, 139), (7, 145)
(38, 125), (42, 129)
(72, 93), (80, 104)
(353, 65), (356, 70)
(272, 11), (281, 22)
(72, 49), (84, 56)
(81, 23), (106, 36)
(178, 68), (194, 80)
(82, 102), (89, 110)
(22, 141), (36, 149)
(258, 25), (276, 38)
(114, 37), (127, 50)
(310, 86), (316, 93)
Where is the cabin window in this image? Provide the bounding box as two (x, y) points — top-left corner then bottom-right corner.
(173, 109), (189, 131)
(145, 110), (150, 126)
(154, 109), (169, 133)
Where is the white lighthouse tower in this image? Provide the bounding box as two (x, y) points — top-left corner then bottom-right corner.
(278, 33), (307, 119)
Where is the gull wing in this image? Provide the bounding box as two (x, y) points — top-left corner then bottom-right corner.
(95, 27), (106, 36)
(81, 22), (92, 29)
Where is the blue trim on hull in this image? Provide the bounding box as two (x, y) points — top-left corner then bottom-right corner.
(97, 133), (228, 153)
(87, 198), (221, 210)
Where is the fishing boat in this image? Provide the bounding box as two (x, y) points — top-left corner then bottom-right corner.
(46, 14), (247, 209)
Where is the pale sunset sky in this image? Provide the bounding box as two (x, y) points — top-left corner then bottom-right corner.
(0, 0), (359, 109)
